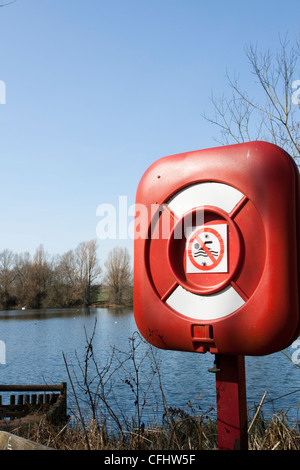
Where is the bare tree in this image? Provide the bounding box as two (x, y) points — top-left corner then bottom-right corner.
(104, 247), (132, 306)
(26, 245), (53, 309)
(76, 239), (102, 306)
(203, 35), (300, 163)
(57, 239), (101, 307)
(56, 249), (79, 306)
(14, 251), (31, 308)
(0, 249), (17, 309)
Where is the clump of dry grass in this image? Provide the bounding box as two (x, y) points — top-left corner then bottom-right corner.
(248, 412), (300, 450)
(13, 403), (300, 450)
(13, 410), (218, 450)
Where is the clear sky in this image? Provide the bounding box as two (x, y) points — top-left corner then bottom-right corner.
(0, 0), (299, 265)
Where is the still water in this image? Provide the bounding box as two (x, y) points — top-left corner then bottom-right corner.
(0, 307), (299, 426)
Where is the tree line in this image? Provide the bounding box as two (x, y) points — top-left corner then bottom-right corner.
(0, 240), (133, 310)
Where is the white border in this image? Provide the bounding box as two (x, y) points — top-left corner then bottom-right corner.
(166, 285), (245, 320)
(167, 182), (244, 218)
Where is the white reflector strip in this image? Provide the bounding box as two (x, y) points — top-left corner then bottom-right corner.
(168, 182), (244, 218)
(166, 285), (245, 320)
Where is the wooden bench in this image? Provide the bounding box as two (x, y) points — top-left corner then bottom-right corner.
(0, 383), (67, 425)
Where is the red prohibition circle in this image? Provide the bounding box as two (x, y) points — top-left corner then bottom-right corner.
(167, 205), (243, 295)
(187, 226), (225, 271)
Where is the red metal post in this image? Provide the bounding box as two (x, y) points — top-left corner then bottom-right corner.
(215, 354), (248, 450)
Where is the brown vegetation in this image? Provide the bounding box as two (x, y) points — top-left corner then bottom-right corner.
(0, 241), (133, 310)
(104, 247), (133, 307)
(12, 407), (300, 450)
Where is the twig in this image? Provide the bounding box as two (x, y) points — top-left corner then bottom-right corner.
(62, 351), (91, 450)
(271, 441), (281, 450)
(0, 0), (18, 6)
(248, 390), (267, 433)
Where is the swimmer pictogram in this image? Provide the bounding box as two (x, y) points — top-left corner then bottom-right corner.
(186, 224), (227, 273)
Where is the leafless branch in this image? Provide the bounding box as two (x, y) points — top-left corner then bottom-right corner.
(203, 34), (300, 160)
(0, 0), (18, 7)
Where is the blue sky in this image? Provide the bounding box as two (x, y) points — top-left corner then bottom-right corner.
(0, 0), (299, 265)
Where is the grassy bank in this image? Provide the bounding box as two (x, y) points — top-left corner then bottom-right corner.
(10, 406), (300, 450)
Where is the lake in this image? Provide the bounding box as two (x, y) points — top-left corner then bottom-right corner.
(0, 307), (299, 427)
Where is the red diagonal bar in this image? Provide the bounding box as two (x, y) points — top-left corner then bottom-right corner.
(195, 232), (216, 264)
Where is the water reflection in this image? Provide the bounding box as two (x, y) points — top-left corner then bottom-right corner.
(0, 307), (133, 321)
